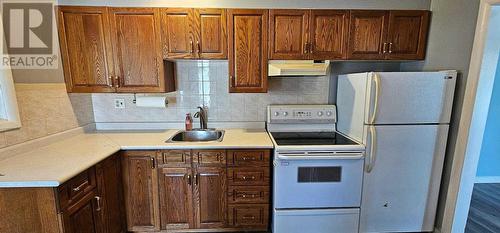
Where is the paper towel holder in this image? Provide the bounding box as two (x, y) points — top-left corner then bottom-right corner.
(132, 93), (169, 107)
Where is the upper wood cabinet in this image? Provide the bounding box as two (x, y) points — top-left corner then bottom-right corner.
(57, 6), (115, 93)
(348, 10), (429, 60)
(385, 10), (430, 60)
(122, 151), (160, 232)
(58, 6), (172, 93)
(227, 9), (269, 93)
(269, 9), (349, 60)
(108, 8), (165, 92)
(162, 8), (227, 59)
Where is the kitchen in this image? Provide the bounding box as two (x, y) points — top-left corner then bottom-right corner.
(0, 0), (482, 233)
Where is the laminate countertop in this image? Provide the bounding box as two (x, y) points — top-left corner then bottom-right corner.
(0, 129), (273, 188)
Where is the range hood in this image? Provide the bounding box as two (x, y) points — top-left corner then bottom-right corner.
(268, 60), (330, 77)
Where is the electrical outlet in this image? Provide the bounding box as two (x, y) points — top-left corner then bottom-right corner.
(114, 99), (125, 109)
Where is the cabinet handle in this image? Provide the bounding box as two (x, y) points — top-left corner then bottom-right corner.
(242, 215), (255, 220)
(304, 43), (308, 54)
(190, 40), (194, 54)
(382, 42), (387, 54)
(194, 174), (198, 185)
(388, 42), (393, 54)
(309, 43), (313, 53)
(151, 157), (156, 169)
(242, 176), (256, 180)
(242, 156), (256, 161)
(186, 174), (192, 185)
(230, 75), (235, 87)
(72, 182), (87, 192)
(196, 41), (201, 55)
(114, 76), (120, 88)
(108, 76), (113, 87)
(95, 196), (101, 212)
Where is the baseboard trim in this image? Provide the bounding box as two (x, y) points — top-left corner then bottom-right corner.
(475, 176), (500, 183)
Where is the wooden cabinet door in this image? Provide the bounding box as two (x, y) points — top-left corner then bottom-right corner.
(62, 190), (102, 233)
(96, 154), (126, 233)
(385, 10), (430, 60)
(159, 167), (194, 230)
(227, 9), (268, 93)
(122, 151), (160, 232)
(57, 6), (115, 93)
(194, 9), (227, 59)
(269, 10), (309, 59)
(348, 10), (389, 60)
(309, 10), (349, 60)
(109, 8), (165, 93)
(193, 166), (227, 229)
(162, 8), (196, 59)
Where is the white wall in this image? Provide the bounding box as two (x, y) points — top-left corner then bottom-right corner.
(57, 0), (430, 9)
(400, 0), (480, 231)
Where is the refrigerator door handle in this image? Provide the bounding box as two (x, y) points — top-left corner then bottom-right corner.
(366, 126), (377, 173)
(369, 73), (381, 124)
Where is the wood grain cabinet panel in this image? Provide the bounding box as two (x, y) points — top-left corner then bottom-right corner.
(227, 150), (270, 166)
(227, 204), (269, 229)
(109, 8), (165, 93)
(161, 8), (196, 59)
(386, 10), (430, 60)
(158, 150), (192, 167)
(57, 6), (114, 93)
(159, 167), (194, 230)
(193, 150), (226, 166)
(61, 190), (102, 233)
(228, 9), (269, 93)
(122, 151), (160, 232)
(269, 10), (309, 59)
(348, 10), (389, 60)
(194, 166), (227, 229)
(309, 10), (349, 59)
(195, 9), (227, 59)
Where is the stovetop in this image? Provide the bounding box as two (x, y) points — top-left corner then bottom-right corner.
(270, 131), (359, 146)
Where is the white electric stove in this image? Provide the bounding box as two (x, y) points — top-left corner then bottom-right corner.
(267, 105), (365, 233)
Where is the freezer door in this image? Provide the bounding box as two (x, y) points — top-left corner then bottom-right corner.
(365, 71), (457, 124)
(360, 124), (449, 233)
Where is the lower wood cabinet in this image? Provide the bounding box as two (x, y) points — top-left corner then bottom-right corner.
(0, 153), (126, 233)
(135, 149), (271, 232)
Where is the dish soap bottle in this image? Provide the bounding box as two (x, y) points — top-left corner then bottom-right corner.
(185, 113), (193, 131)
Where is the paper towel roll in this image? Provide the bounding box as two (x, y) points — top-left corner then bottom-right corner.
(135, 96), (168, 108)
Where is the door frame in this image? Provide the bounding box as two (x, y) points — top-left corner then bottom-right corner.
(440, 1), (500, 232)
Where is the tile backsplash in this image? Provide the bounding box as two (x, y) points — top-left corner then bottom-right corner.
(0, 83), (94, 149)
(92, 60), (330, 123)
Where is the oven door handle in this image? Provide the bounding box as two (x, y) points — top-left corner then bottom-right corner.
(277, 154), (364, 160)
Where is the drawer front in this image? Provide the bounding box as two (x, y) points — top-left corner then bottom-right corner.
(228, 204), (269, 228)
(228, 186), (270, 204)
(58, 167), (96, 209)
(158, 150), (191, 167)
(228, 167), (270, 186)
(193, 150), (226, 166)
(227, 150), (270, 166)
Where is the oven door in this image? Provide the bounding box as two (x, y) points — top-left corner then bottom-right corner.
(274, 151), (364, 209)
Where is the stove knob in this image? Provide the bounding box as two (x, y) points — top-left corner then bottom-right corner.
(326, 111), (332, 116)
(283, 112), (289, 116)
(317, 111), (323, 116)
(274, 112), (279, 116)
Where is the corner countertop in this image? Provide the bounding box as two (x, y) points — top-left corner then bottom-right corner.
(0, 128), (273, 188)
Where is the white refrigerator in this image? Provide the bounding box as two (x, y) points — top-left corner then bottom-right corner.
(336, 71), (457, 233)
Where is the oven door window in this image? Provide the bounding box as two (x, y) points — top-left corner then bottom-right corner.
(298, 166), (342, 183)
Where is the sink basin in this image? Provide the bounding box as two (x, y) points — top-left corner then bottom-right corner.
(167, 129), (225, 142)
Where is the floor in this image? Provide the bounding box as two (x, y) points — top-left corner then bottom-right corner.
(465, 183), (500, 233)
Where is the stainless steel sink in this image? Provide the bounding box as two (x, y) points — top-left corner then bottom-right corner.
(166, 129), (225, 142)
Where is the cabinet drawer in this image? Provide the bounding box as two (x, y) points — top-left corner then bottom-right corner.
(228, 204), (269, 228)
(227, 150), (270, 166)
(158, 150), (191, 167)
(58, 167), (96, 210)
(228, 167), (270, 186)
(228, 186), (270, 204)
(193, 150), (226, 166)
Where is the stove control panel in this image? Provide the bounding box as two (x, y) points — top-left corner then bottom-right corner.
(267, 105), (336, 123)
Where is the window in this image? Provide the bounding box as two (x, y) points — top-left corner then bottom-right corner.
(0, 60), (21, 132)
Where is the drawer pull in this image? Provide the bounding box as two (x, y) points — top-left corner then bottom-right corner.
(242, 215), (256, 220)
(72, 182), (87, 192)
(242, 176), (256, 180)
(242, 156), (257, 161)
(95, 196), (101, 212)
(241, 194), (256, 198)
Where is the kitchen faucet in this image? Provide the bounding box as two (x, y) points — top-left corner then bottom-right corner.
(193, 106), (208, 129)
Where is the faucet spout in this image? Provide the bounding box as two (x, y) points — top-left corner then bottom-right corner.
(193, 106), (208, 129)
